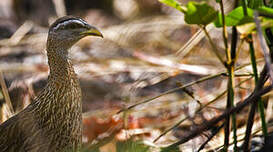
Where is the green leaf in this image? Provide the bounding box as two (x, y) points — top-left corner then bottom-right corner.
(158, 0), (186, 13)
(214, 6), (254, 27)
(160, 146), (180, 152)
(184, 2), (218, 25)
(237, 19), (273, 37)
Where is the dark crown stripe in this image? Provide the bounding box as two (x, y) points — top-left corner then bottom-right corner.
(53, 20), (85, 30)
(50, 16), (88, 30)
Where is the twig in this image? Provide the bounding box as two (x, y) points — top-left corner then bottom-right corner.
(242, 38), (267, 151)
(241, 10), (269, 151)
(166, 68), (271, 148)
(117, 61), (262, 114)
(201, 26), (226, 66)
(167, 85), (272, 149)
(153, 77), (252, 142)
(242, 68), (264, 151)
(154, 90), (227, 143)
(176, 25), (213, 59)
(0, 71), (14, 114)
(117, 73), (223, 114)
(8, 21), (33, 46)
(197, 123), (225, 152)
(254, 11), (273, 82)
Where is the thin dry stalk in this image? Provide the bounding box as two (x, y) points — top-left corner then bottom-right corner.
(0, 71), (13, 115)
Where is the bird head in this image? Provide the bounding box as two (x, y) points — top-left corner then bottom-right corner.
(47, 16), (103, 50)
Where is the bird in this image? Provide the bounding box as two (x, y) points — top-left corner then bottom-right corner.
(0, 16), (103, 152)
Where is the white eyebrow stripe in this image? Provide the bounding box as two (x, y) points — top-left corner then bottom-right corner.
(53, 19), (86, 30)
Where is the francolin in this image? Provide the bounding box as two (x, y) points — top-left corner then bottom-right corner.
(0, 16), (103, 152)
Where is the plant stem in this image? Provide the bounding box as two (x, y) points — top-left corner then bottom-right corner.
(242, 0), (248, 16)
(241, 8), (268, 151)
(242, 36), (262, 151)
(201, 26), (225, 66)
(219, 0), (237, 151)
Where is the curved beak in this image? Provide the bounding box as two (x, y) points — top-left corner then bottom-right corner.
(81, 26), (103, 38)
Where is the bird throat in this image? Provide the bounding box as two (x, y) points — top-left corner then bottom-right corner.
(47, 47), (78, 85)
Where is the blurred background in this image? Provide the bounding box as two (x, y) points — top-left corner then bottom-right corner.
(0, 0), (270, 151)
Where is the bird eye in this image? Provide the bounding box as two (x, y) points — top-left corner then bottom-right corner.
(66, 24), (77, 29)
(66, 23), (84, 30)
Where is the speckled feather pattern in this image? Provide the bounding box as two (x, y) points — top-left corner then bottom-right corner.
(0, 17), (84, 152)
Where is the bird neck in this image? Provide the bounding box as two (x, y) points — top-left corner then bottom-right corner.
(46, 46), (77, 85)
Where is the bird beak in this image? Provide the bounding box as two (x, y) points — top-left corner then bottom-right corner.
(80, 26), (103, 38)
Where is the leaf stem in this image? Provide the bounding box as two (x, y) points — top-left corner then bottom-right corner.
(201, 26), (225, 66)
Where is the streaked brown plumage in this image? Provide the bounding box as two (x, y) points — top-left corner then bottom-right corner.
(0, 16), (103, 152)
